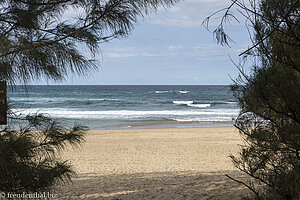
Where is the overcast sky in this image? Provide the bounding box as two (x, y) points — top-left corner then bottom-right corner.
(45, 0), (251, 85)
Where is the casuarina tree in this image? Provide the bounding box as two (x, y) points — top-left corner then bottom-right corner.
(206, 0), (300, 199)
(0, 0), (179, 193)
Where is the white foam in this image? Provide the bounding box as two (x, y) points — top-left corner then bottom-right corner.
(218, 101), (238, 105)
(172, 116), (234, 122)
(227, 102), (237, 104)
(178, 90), (189, 94)
(12, 97), (63, 102)
(173, 101), (193, 105)
(12, 108), (239, 120)
(88, 99), (105, 101)
(11, 97), (113, 102)
(187, 104), (211, 108)
(155, 91), (169, 94)
(173, 101), (211, 108)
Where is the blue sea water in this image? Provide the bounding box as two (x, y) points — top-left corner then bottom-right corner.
(8, 85), (239, 129)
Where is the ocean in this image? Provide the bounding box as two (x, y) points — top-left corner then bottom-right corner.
(8, 85), (239, 129)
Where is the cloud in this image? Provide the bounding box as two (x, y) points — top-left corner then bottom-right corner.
(105, 53), (137, 58)
(149, 0), (239, 27)
(168, 45), (183, 50)
(63, 0), (233, 28)
(104, 43), (247, 60)
(104, 47), (161, 58)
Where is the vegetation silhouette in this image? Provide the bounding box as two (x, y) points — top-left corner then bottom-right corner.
(0, 0), (179, 193)
(205, 0), (300, 199)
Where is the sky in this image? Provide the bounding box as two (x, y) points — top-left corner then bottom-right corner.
(45, 0), (251, 85)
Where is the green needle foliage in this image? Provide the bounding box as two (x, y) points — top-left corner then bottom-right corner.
(0, 114), (87, 193)
(0, 0), (180, 85)
(0, 0), (179, 193)
(206, 0), (300, 199)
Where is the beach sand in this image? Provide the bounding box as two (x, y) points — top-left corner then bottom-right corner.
(58, 127), (249, 199)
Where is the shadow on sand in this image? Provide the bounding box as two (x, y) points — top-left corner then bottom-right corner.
(57, 171), (249, 200)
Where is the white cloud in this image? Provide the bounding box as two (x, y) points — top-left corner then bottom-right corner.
(105, 53), (137, 58)
(104, 43), (246, 60)
(104, 47), (162, 58)
(149, 0), (239, 27)
(168, 45), (183, 50)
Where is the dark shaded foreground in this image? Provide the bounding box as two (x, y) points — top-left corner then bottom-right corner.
(57, 171), (248, 200)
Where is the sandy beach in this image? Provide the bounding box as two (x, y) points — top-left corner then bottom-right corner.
(58, 126), (249, 199)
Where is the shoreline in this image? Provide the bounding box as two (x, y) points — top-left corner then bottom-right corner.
(88, 124), (235, 131)
(86, 121), (235, 130)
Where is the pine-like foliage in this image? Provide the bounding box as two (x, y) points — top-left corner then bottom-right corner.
(0, 0), (180, 85)
(0, 114), (87, 193)
(231, 66), (300, 199)
(0, 0), (179, 193)
(207, 0), (300, 199)
(231, 1), (300, 198)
